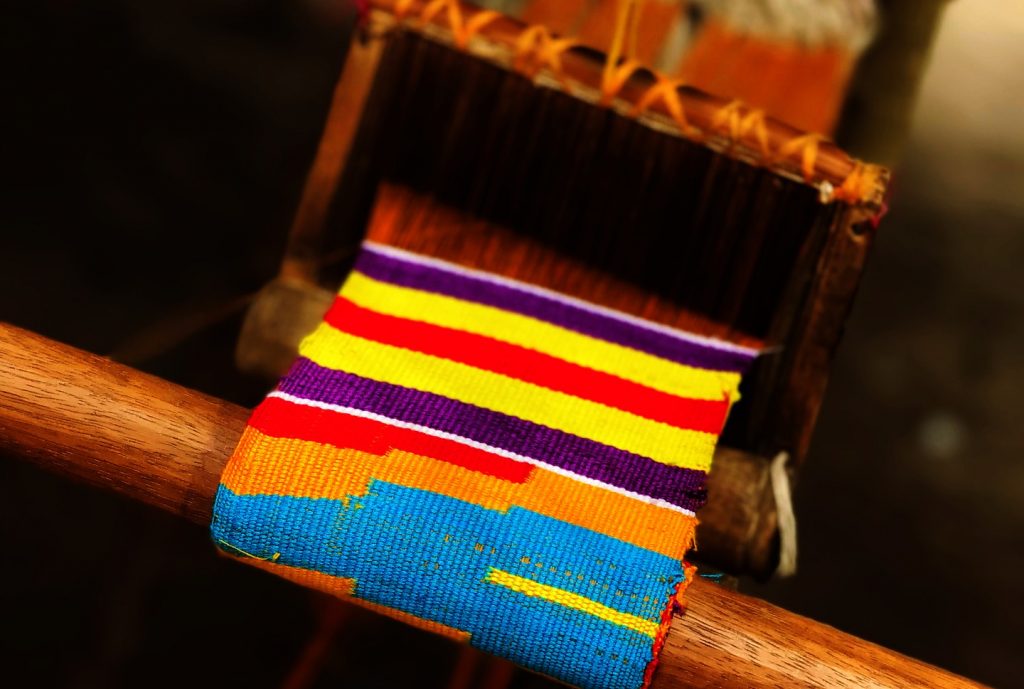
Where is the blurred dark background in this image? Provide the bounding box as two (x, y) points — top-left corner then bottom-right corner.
(2, 1), (1022, 687)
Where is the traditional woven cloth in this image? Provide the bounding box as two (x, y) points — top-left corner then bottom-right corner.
(212, 241), (757, 689)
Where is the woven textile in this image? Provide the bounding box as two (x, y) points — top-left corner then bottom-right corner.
(212, 241), (757, 689)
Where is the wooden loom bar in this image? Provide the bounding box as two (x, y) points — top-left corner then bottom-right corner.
(280, 33), (386, 284)
(364, 1), (888, 207)
(0, 323), (982, 688)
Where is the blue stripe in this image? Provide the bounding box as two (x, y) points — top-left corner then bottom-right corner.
(212, 483), (685, 689)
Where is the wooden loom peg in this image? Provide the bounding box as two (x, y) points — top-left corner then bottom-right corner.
(0, 322), (986, 688)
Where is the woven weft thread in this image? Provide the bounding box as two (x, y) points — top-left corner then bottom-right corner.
(212, 241), (757, 689)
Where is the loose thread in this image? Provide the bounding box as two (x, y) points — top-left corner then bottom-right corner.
(626, 0), (645, 61)
(600, 0), (644, 105)
(218, 539), (282, 562)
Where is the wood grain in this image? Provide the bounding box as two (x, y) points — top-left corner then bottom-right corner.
(0, 323), (245, 524)
(661, 578), (985, 689)
(0, 323), (985, 687)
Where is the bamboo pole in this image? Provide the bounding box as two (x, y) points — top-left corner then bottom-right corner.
(0, 323), (983, 688)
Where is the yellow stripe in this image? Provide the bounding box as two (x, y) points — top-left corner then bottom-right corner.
(342, 271), (741, 403)
(486, 569), (659, 637)
(300, 325), (717, 470)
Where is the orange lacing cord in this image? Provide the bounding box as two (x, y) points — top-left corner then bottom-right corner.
(600, 58), (645, 105)
(397, 0), (500, 49)
(629, 73), (700, 138)
(513, 25), (579, 88)
(626, 0), (646, 60)
(833, 161), (880, 203)
(394, 0), (415, 19)
(599, 0), (644, 105)
(773, 133), (824, 183)
(709, 100), (771, 160)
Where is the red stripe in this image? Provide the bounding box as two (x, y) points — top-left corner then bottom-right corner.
(325, 297), (730, 434)
(250, 396), (533, 483)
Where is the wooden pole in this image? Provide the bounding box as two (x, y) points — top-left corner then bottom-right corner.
(0, 323), (982, 688)
(280, 34), (386, 284)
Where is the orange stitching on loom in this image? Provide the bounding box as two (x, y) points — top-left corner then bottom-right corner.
(774, 133), (823, 182)
(513, 25), (578, 88)
(420, 0), (500, 49)
(600, 0), (644, 105)
(630, 74), (700, 138)
(834, 161), (879, 203)
(709, 100), (771, 159)
(600, 58), (644, 106)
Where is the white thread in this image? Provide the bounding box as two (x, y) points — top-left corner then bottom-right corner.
(267, 391), (698, 517)
(770, 450), (798, 577)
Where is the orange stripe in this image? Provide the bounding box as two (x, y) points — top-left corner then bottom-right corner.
(222, 427), (694, 559)
(351, 599), (471, 642)
(232, 555), (357, 597)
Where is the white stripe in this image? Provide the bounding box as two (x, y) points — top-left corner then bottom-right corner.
(362, 241), (760, 359)
(268, 391), (697, 518)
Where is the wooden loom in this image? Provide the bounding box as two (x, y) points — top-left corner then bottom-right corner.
(0, 1), (978, 687)
(0, 324), (983, 688)
(238, 0), (885, 580)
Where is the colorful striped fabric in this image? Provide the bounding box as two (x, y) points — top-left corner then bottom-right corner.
(212, 241), (758, 689)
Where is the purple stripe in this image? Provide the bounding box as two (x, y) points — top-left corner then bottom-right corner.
(279, 358), (709, 512)
(354, 246), (756, 373)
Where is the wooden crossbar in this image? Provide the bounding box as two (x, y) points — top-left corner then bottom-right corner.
(0, 323), (982, 688)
